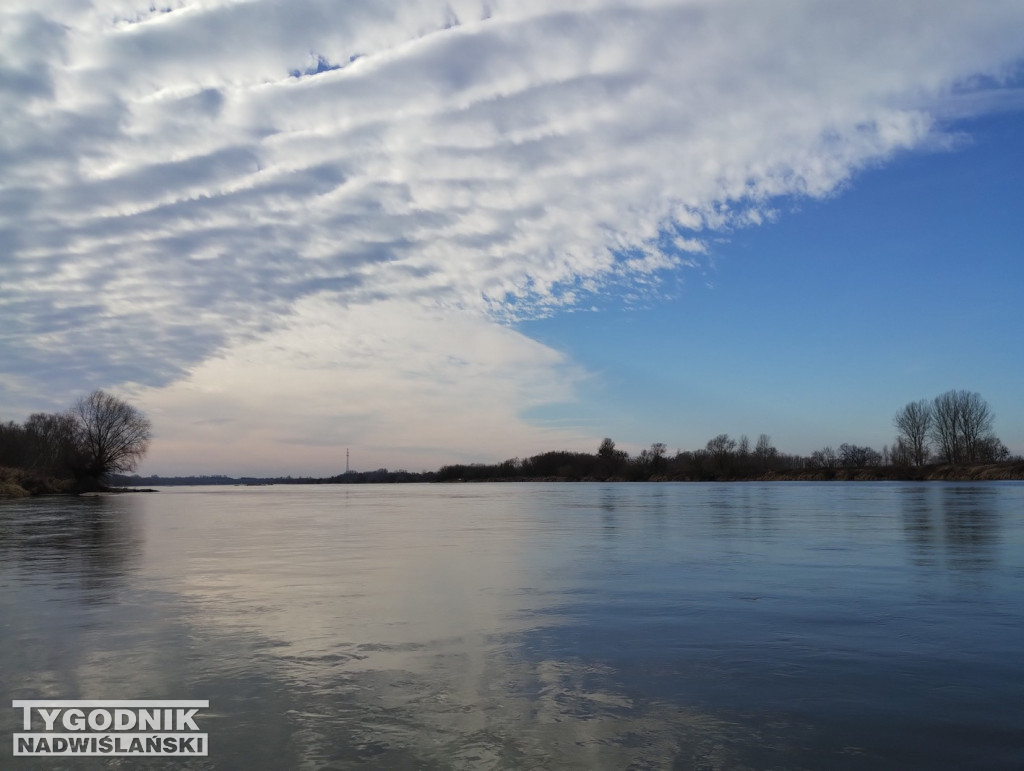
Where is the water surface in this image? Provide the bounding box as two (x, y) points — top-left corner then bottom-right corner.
(2, 482), (1023, 769)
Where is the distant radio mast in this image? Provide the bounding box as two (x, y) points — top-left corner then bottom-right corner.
(346, 448), (350, 474)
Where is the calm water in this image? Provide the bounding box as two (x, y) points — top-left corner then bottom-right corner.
(1, 482), (1023, 769)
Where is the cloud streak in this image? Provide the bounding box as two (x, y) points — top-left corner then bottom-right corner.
(2, 0), (1023, 468)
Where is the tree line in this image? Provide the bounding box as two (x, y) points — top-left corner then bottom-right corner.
(439, 390), (1015, 482)
(437, 435), (803, 482)
(3, 387), (1015, 493)
(890, 389), (1009, 466)
(109, 469), (438, 486)
(804, 390), (1010, 471)
(0, 390), (152, 493)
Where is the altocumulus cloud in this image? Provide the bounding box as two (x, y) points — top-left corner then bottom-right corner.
(2, 0), (1023, 472)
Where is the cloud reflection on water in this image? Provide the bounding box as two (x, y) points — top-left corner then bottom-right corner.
(2, 482), (1023, 769)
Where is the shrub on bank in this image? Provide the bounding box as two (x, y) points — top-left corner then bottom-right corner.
(0, 466), (75, 497)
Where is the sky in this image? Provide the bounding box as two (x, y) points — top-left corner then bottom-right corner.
(2, 0), (1023, 476)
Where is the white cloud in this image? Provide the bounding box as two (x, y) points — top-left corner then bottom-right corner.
(133, 295), (591, 474)
(2, 0), (1023, 468)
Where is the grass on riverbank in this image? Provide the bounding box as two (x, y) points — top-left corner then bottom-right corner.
(0, 467), (81, 497)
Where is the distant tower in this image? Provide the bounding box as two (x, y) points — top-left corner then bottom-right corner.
(346, 448), (350, 474)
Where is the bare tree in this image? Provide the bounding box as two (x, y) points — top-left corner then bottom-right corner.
(705, 434), (736, 459)
(596, 437), (627, 477)
(705, 434), (736, 464)
(755, 434), (777, 467)
(24, 412), (79, 473)
(0, 421), (31, 468)
(838, 443), (881, 468)
(71, 390), (152, 480)
(957, 391), (995, 463)
(893, 399), (932, 466)
(889, 438), (913, 467)
(640, 442), (668, 474)
(930, 390), (994, 464)
(976, 436), (1010, 463)
(809, 446), (838, 469)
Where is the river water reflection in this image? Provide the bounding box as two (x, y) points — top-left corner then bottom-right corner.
(2, 482), (1022, 769)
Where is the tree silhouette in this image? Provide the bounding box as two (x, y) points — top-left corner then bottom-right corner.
(894, 399), (932, 466)
(931, 390), (995, 464)
(71, 390), (152, 481)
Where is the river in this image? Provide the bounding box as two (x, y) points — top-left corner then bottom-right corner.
(2, 482), (1022, 769)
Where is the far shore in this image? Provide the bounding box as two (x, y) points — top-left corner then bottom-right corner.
(438, 462), (1024, 484)
(4, 461), (1023, 499)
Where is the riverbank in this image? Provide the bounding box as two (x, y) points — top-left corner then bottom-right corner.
(6, 462), (1023, 497)
(0, 467), (74, 497)
(758, 461), (1024, 482)
(0, 467), (144, 497)
(440, 460), (1024, 483)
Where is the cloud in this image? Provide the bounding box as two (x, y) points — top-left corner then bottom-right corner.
(133, 295), (591, 474)
(2, 0), (1023, 466)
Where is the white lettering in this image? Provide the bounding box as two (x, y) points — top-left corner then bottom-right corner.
(138, 709), (160, 730)
(114, 709), (136, 730)
(63, 709), (85, 731)
(87, 710), (112, 731)
(176, 708), (199, 731)
(11, 701), (210, 757)
(13, 733), (209, 756)
(39, 708), (60, 731)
